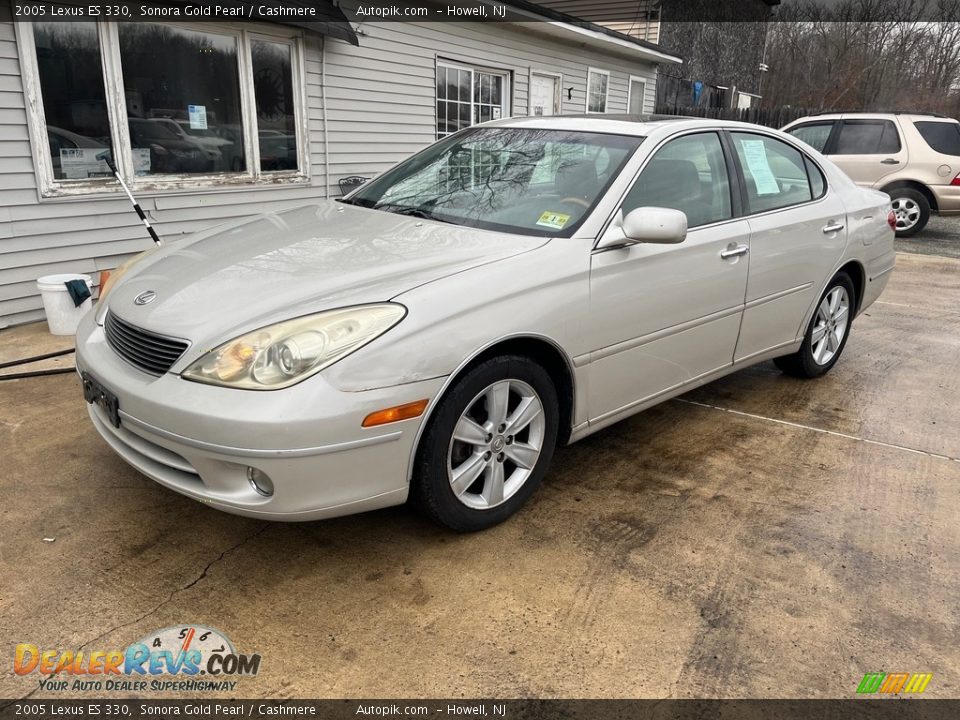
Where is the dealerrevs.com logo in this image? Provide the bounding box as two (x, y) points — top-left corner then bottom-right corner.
(14, 625), (261, 693)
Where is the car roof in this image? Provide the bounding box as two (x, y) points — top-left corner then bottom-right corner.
(788, 112), (958, 123)
(487, 114), (769, 136)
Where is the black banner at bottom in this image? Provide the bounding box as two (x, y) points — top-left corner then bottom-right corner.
(2, 699), (960, 720)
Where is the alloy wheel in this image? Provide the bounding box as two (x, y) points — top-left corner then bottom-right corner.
(811, 286), (850, 366)
(891, 197), (920, 231)
(447, 379), (546, 510)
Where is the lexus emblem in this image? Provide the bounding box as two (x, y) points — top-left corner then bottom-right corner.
(134, 290), (157, 306)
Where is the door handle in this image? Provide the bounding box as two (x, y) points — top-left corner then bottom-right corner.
(720, 244), (749, 259)
(822, 222), (845, 234)
(880, 158), (900, 165)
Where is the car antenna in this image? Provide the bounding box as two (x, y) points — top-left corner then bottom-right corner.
(96, 150), (162, 246)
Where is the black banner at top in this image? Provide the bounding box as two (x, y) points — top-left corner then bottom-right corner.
(7, 0), (960, 23)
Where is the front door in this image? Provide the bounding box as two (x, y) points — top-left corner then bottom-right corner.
(586, 131), (750, 424)
(530, 73), (559, 116)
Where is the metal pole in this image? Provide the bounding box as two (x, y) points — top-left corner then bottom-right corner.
(96, 151), (162, 245)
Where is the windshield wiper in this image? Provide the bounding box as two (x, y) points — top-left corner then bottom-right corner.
(336, 196), (373, 207)
(375, 204), (454, 224)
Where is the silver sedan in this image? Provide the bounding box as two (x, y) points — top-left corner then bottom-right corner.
(76, 116), (896, 531)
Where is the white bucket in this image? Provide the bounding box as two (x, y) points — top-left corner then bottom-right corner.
(36, 273), (93, 336)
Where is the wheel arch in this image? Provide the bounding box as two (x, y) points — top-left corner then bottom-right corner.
(837, 259), (866, 314)
(406, 333), (577, 485)
(880, 179), (938, 212)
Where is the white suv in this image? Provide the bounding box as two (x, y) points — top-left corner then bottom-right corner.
(782, 112), (960, 236)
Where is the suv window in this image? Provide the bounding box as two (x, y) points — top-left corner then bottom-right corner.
(835, 120), (901, 154)
(787, 122), (833, 152)
(731, 132), (813, 213)
(914, 121), (960, 156)
(622, 132), (732, 228)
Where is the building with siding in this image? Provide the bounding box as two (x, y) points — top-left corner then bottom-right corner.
(0, 0), (681, 327)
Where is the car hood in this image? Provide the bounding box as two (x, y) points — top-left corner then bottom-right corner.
(105, 200), (548, 342)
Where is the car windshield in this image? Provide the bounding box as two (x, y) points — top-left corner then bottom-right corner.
(344, 127), (643, 237)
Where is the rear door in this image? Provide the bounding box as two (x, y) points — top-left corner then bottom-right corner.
(727, 130), (848, 361)
(827, 117), (907, 187)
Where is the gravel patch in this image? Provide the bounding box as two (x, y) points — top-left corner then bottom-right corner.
(896, 214), (960, 258)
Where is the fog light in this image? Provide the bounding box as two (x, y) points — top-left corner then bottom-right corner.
(246, 467), (274, 497)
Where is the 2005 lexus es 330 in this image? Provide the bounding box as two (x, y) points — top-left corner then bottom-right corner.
(77, 116), (896, 531)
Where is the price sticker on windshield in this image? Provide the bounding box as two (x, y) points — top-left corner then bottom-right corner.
(536, 211), (571, 230)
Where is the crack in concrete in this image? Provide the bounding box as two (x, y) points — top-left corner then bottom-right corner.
(2, 524), (269, 706)
(674, 398), (960, 464)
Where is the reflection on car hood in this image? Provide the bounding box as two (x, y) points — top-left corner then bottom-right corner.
(105, 200), (549, 342)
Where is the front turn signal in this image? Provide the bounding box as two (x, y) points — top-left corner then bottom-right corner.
(362, 399), (429, 428)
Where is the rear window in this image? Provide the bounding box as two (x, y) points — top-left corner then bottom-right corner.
(914, 121), (960, 156)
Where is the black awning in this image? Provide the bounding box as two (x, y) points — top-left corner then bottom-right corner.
(248, 0), (359, 46)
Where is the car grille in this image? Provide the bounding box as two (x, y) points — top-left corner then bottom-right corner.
(104, 311), (189, 376)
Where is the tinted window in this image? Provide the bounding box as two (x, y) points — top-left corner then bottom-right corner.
(731, 132), (813, 213)
(118, 24), (246, 175)
(805, 156), (826, 199)
(835, 120), (901, 154)
(622, 133), (732, 228)
(33, 22), (112, 180)
(914, 121), (960, 156)
(788, 122), (833, 152)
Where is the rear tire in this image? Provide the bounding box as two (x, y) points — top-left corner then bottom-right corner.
(888, 187), (929, 237)
(411, 355), (559, 532)
(774, 272), (855, 379)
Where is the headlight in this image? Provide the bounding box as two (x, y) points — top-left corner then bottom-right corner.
(100, 245), (159, 303)
(181, 304), (406, 390)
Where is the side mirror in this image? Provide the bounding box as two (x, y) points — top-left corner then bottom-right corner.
(597, 207), (688, 250)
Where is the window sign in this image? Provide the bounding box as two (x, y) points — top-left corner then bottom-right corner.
(188, 105), (208, 131)
(60, 148), (150, 179)
(740, 139), (781, 195)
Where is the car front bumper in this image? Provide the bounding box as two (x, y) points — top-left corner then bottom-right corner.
(75, 311), (446, 521)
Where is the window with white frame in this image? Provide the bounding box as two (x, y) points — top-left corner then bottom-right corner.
(586, 68), (609, 114)
(436, 61), (509, 139)
(20, 17), (306, 196)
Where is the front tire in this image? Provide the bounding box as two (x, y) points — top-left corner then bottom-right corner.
(888, 188), (929, 237)
(774, 272), (855, 379)
(411, 355), (559, 532)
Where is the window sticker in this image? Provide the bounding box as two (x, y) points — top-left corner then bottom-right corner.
(60, 148), (150, 179)
(188, 104), (208, 130)
(740, 139), (780, 195)
(536, 211), (571, 229)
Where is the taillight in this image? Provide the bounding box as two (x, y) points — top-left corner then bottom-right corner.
(951, 173), (960, 186)
(887, 210), (896, 230)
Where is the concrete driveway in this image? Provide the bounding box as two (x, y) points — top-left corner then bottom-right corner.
(1, 252), (958, 700)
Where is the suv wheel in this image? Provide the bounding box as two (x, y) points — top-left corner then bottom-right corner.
(888, 188), (929, 237)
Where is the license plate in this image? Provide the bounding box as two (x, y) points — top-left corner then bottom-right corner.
(82, 373), (120, 428)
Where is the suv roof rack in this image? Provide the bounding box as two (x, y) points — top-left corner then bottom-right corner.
(808, 110), (952, 118)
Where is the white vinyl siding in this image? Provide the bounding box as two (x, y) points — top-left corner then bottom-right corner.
(0, 2), (660, 326)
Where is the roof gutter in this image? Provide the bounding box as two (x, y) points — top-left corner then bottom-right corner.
(485, 0), (683, 65)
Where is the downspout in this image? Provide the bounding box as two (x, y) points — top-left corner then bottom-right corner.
(322, 35), (330, 198)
